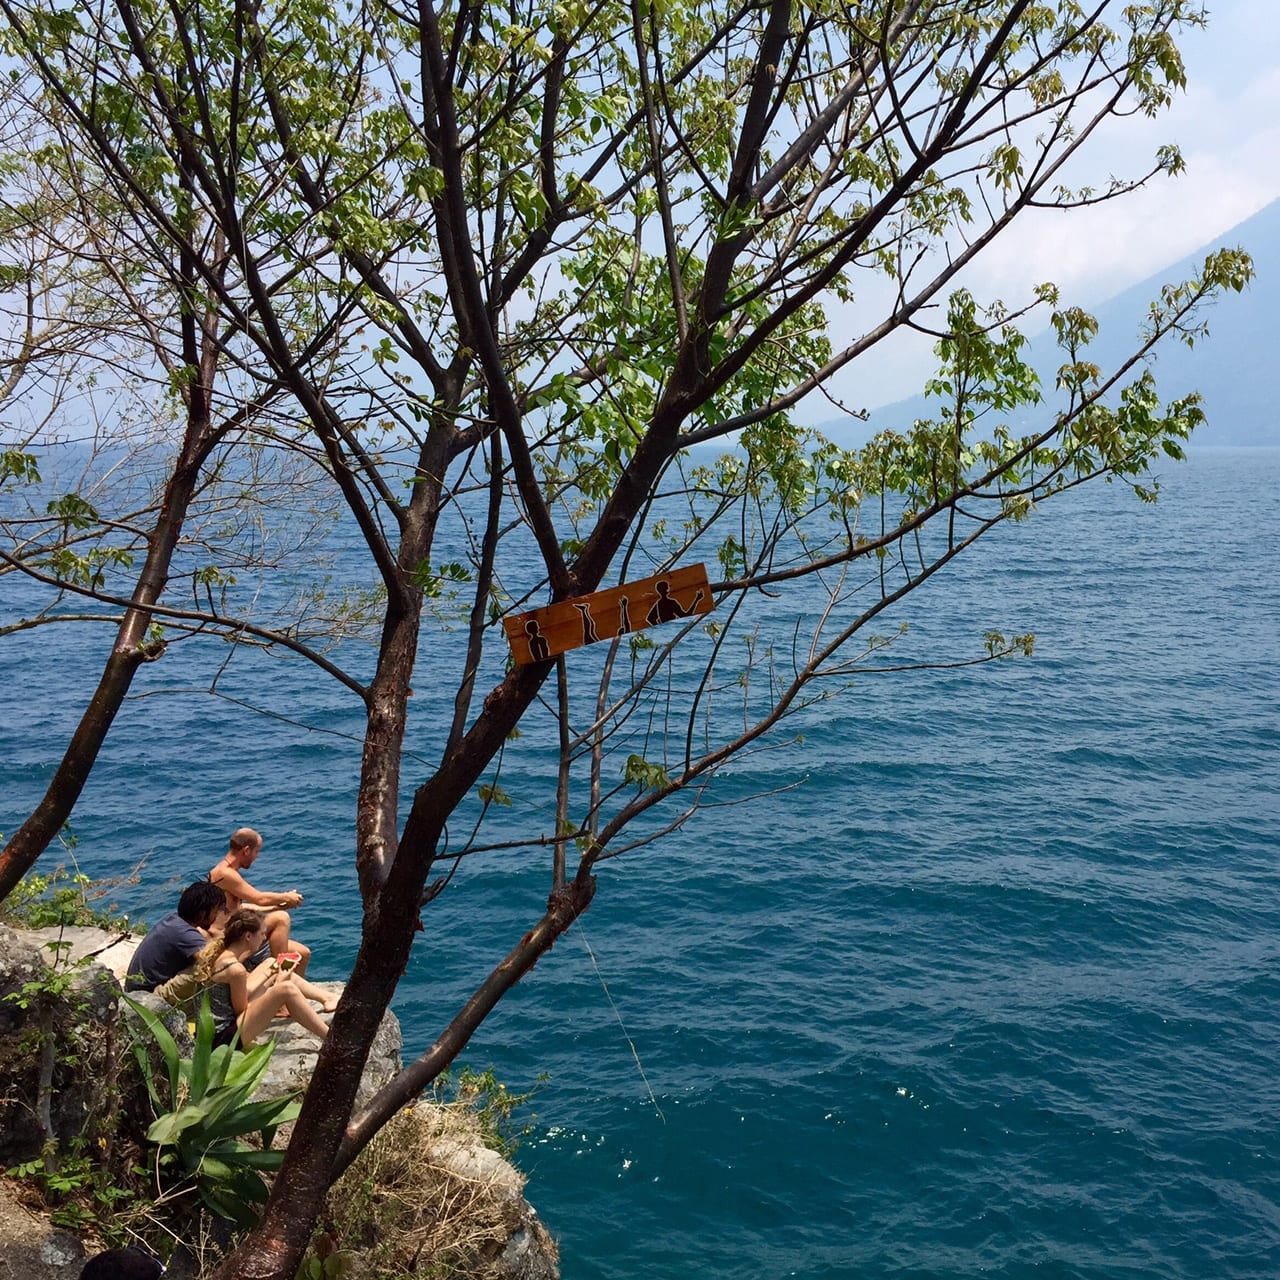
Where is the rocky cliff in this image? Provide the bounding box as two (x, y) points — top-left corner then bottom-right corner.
(0, 924), (557, 1279)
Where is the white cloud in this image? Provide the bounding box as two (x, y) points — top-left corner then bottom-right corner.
(810, 7), (1280, 413)
(963, 166), (1280, 308)
(968, 4), (1280, 298)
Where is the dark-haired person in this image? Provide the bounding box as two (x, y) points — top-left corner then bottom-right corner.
(124, 880), (227, 992)
(193, 907), (333, 1047)
(208, 826), (312, 976)
(79, 1243), (165, 1278)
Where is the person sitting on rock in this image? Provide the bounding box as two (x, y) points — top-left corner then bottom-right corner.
(124, 880), (226, 992)
(193, 907), (335, 1048)
(209, 826), (312, 976)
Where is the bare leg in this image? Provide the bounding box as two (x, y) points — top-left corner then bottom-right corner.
(244, 938), (318, 1015)
(251, 966), (336, 1011)
(291, 976), (338, 1012)
(238, 974), (329, 1045)
(261, 911), (311, 978)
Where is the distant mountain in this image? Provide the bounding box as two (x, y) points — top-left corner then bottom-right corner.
(820, 198), (1280, 448)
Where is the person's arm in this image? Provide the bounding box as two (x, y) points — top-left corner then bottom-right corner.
(179, 919), (209, 961)
(244, 959), (284, 998)
(211, 864), (302, 909)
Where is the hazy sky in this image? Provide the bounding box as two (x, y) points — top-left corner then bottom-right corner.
(821, 2), (1280, 414)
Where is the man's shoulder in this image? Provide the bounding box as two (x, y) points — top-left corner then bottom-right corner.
(148, 913), (203, 945)
(142, 911), (183, 939)
(127, 913), (204, 985)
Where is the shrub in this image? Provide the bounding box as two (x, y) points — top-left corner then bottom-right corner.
(127, 996), (301, 1228)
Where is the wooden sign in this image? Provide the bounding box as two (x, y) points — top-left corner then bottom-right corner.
(504, 563), (713, 665)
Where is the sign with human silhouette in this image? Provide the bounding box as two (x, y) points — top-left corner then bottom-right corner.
(504, 563), (713, 665)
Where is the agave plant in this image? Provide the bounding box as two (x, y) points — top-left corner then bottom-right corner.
(126, 995), (302, 1227)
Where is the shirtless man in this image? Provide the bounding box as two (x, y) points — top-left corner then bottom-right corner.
(208, 827), (312, 977)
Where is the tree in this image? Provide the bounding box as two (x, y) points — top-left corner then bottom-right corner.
(0, 77), (342, 887)
(0, 0), (1251, 1275)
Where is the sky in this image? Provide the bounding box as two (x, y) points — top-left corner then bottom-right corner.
(819, 1), (1280, 414)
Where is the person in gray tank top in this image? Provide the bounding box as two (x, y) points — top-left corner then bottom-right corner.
(192, 908), (334, 1048)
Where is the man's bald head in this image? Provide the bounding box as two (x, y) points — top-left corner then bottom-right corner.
(229, 827), (262, 855)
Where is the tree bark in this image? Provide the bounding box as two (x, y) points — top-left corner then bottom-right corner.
(337, 869), (596, 1176)
(0, 448), (209, 901)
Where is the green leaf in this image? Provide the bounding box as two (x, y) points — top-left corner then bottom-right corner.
(45, 492), (98, 528)
(123, 996), (182, 1106)
(147, 1101), (217, 1146)
(218, 1039), (276, 1096)
(188, 993), (216, 1103)
(198, 1177), (265, 1228)
(623, 754), (670, 791)
(201, 1095), (302, 1143)
(0, 449), (39, 486)
(201, 1141), (289, 1171)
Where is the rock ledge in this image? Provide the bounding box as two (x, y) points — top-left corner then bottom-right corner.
(0, 924), (558, 1279)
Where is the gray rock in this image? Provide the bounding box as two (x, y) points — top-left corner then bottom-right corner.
(0, 923), (47, 1034)
(0, 925), (126, 1164)
(37, 1231), (83, 1268)
(396, 1102), (561, 1280)
(498, 1216), (561, 1280)
(254, 984), (401, 1108)
(24, 924), (139, 983)
(0, 1179), (87, 1280)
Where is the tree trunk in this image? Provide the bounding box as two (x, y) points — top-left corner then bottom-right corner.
(215, 863), (596, 1280)
(336, 870), (596, 1176)
(211, 940), (407, 1279)
(0, 453), (207, 901)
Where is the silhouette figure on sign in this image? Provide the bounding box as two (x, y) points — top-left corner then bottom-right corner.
(524, 618), (550, 662)
(618, 596), (632, 635)
(646, 579), (706, 627)
(573, 602), (599, 645)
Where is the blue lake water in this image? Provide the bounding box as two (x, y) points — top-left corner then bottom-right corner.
(2, 447), (1278, 1278)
